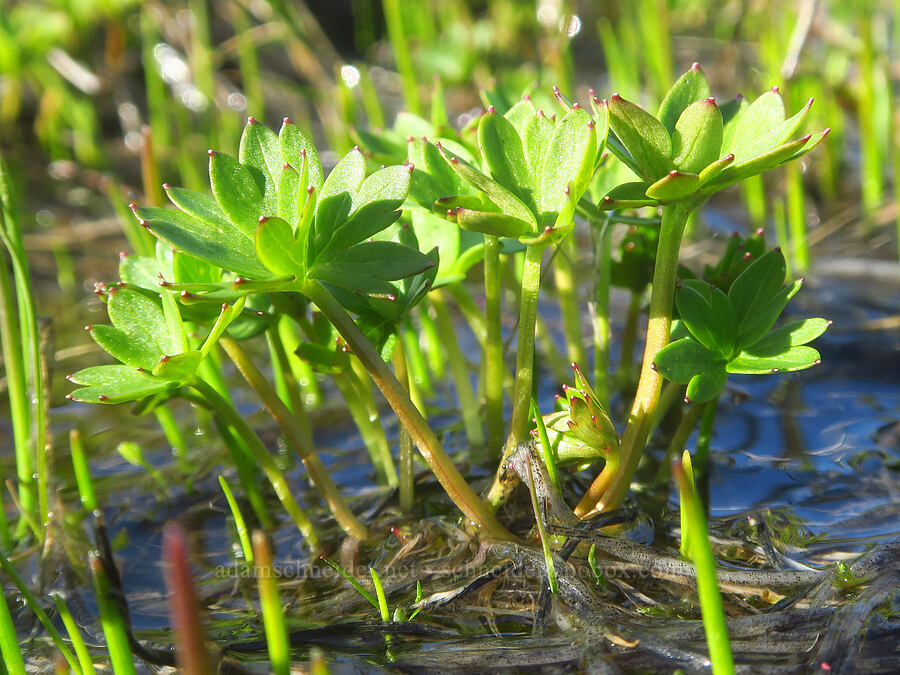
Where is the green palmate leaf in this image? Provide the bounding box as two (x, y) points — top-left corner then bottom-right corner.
(724, 88), (785, 163)
(319, 146), (366, 205)
(504, 97), (538, 137)
(277, 163), (301, 226)
(107, 287), (173, 365)
(437, 142), (537, 229)
(702, 136), (810, 192)
(676, 280), (737, 359)
(209, 151), (264, 233)
(279, 118), (324, 191)
(164, 185), (230, 228)
(604, 128), (646, 179)
(172, 249), (221, 286)
(599, 181), (656, 210)
(308, 241), (435, 295)
(89, 325), (155, 370)
(239, 118), (281, 213)
(728, 248), (786, 343)
(454, 208), (533, 238)
(119, 253), (166, 292)
(657, 63), (711, 134)
(409, 210), (484, 286)
(727, 346), (821, 375)
(747, 318), (830, 355)
(523, 111), (555, 180)
(719, 95), (748, 131)
(256, 216), (305, 277)
(422, 138), (474, 195)
(159, 290), (188, 354)
(686, 366), (728, 403)
(478, 108), (535, 212)
(672, 98), (723, 174)
(697, 154), (735, 185)
(607, 94), (672, 181)
(201, 298), (247, 358)
(654, 337), (723, 384)
(67, 365), (177, 404)
(538, 106), (599, 224)
(780, 128), (830, 163)
(319, 165), (411, 259)
(645, 171), (700, 202)
(770, 98), (814, 147)
(737, 278), (804, 351)
(151, 350), (202, 381)
(134, 205), (270, 279)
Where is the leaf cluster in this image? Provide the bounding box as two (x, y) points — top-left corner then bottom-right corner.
(654, 249), (829, 402)
(600, 65), (829, 209)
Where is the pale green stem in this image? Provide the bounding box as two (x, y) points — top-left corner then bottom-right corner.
(154, 406), (190, 476)
(401, 320), (434, 400)
(392, 340), (414, 513)
(483, 234), (504, 455)
(266, 324), (313, 447)
(486, 245), (545, 509)
(417, 303), (444, 384)
(303, 281), (512, 540)
(591, 216), (612, 410)
(191, 379), (320, 548)
(553, 235), (586, 368)
(504, 245), (546, 456)
(616, 291), (643, 387)
(577, 202), (692, 516)
(333, 369), (398, 486)
(219, 336), (369, 541)
(446, 282), (487, 346)
(430, 289), (484, 449)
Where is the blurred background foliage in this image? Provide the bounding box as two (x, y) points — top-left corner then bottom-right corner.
(0, 0), (896, 243)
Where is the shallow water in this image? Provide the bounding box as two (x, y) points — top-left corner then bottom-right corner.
(6, 223), (900, 672)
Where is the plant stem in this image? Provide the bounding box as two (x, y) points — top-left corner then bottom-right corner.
(616, 291), (643, 387)
(430, 289), (484, 450)
(154, 406), (190, 476)
(591, 215), (613, 410)
(191, 379), (320, 548)
(303, 281), (512, 540)
(654, 400), (708, 485)
(417, 303), (444, 384)
(219, 336), (369, 541)
(400, 320), (434, 400)
(553, 236), (586, 368)
(504, 244), (546, 457)
(577, 202), (692, 516)
(447, 282), (487, 346)
(266, 324), (312, 445)
(485, 245), (545, 509)
(694, 394), (719, 488)
(483, 235), (505, 455)
(392, 340), (415, 513)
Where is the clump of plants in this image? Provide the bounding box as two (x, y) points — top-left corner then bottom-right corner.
(2, 63), (837, 671)
(68, 64), (828, 537)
